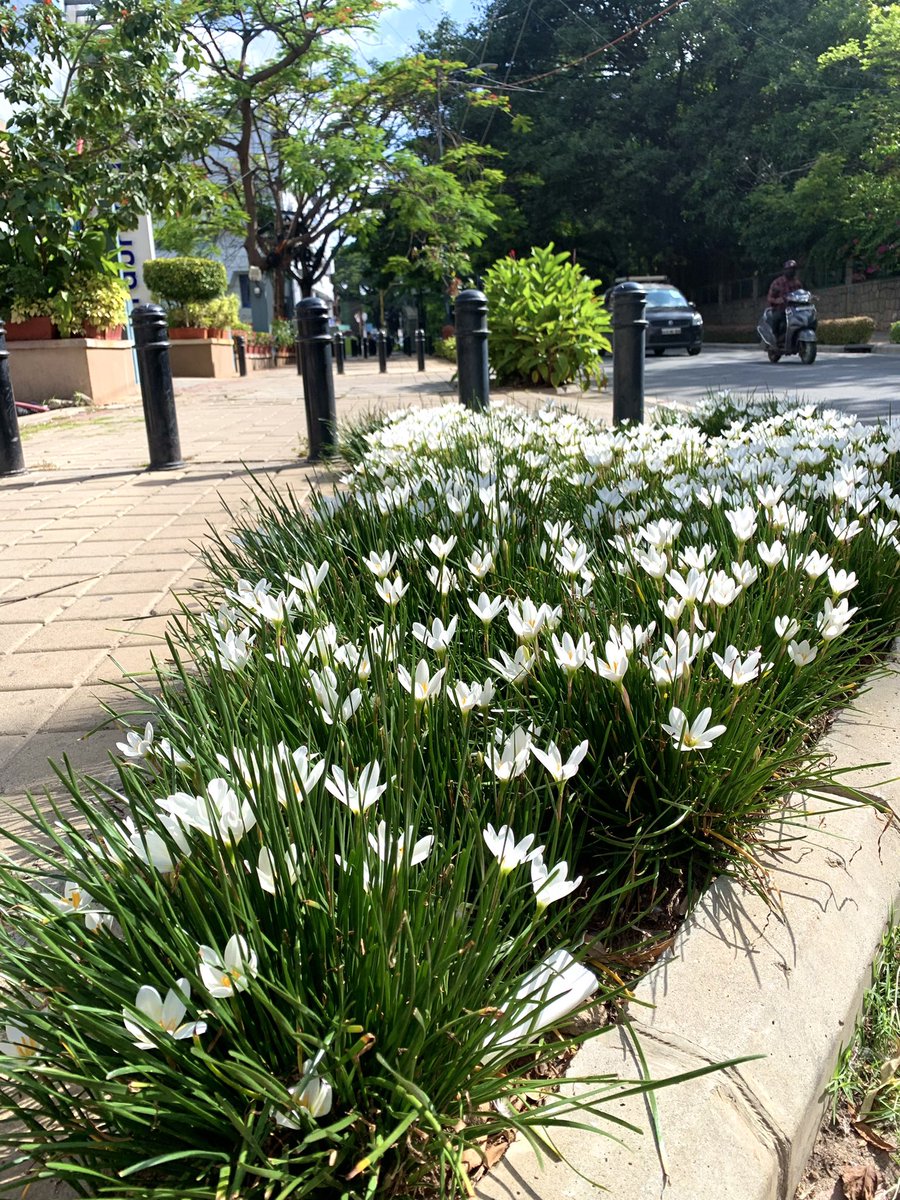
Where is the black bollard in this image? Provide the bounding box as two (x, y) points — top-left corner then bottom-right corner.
(234, 333), (247, 377)
(132, 304), (184, 469)
(455, 289), (490, 412)
(333, 331), (345, 375)
(0, 319), (25, 476)
(296, 296), (337, 461)
(405, 328), (413, 357)
(415, 328), (426, 372)
(377, 329), (387, 374)
(612, 282), (647, 425)
(296, 337), (303, 376)
(362, 334), (368, 360)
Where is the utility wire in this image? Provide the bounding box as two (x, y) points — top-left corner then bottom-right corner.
(479, 0), (537, 142)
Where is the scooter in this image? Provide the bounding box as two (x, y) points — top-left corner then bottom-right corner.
(757, 290), (818, 364)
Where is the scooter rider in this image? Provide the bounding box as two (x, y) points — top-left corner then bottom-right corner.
(767, 260), (803, 344)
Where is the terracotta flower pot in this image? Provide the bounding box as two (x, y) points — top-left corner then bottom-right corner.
(168, 327), (208, 340)
(82, 323), (124, 340)
(4, 316), (57, 341)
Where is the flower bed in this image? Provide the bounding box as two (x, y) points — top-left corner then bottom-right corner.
(0, 399), (898, 1199)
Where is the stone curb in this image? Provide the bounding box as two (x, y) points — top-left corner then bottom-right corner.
(480, 652), (900, 1200)
(707, 341), (900, 355)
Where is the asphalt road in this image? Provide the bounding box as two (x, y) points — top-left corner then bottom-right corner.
(631, 346), (900, 422)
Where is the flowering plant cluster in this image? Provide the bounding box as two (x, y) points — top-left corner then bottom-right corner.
(0, 397), (897, 1199)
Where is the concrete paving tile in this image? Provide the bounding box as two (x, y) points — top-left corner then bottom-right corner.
(0, 726), (124, 795)
(0, 734), (27, 767)
(55, 591), (162, 622)
(92, 643), (165, 682)
(0, 595), (75, 624)
(79, 569), (187, 597)
(0, 555), (57, 572)
(22, 530), (86, 546)
(54, 553), (124, 574)
(107, 551), (197, 573)
(17, 619), (136, 652)
(0, 687), (73, 736)
(0, 622), (43, 654)
(0, 578), (94, 602)
(47, 681), (153, 734)
(0, 647), (108, 692)
(59, 540), (147, 559)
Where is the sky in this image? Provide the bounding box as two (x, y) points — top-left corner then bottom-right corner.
(355, 0), (480, 62)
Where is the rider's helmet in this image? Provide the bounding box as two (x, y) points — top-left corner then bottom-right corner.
(783, 259), (798, 277)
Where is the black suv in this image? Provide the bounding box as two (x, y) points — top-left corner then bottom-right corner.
(643, 285), (703, 356)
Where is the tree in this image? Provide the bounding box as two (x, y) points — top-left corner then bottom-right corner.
(0, 0), (217, 314)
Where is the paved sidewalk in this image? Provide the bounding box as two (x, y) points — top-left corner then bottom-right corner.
(0, 359), (612, 806)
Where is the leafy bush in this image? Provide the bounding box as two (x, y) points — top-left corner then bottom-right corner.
(10, 270), (129, 336)
(702, 325), (760, 344)
(144, 257), (227, 306)
(1, 399), (899, 1199)
(483, 245), (611, 389)
(181, 292), (241, 332)
(271, 317), (296, 351)
(891, 321), (900, 345)
(433, 335), (457, 361)
(818, 316), (876, 345)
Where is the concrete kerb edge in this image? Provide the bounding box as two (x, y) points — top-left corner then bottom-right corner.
(479, 649), (900, 1200)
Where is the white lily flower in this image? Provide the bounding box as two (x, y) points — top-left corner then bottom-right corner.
(507, 598), (545, 642)
(827, 568), (858, 595)
(530, 854), (582, 909)
(803, 550), (833, 579)
(488, 645), (535, 684)
(117, 722), (154, 760)
(207, 627), (255, 672)
(817, 597), (858, 640)
(374, 574), (409, 606)
(589, 639), (629, 683)
(42, 881), (110, 931)
(725, 505), (757, 542)
(121, 815), (190, 873)
(706, 569), (742, 608)
(788, 638), (818, 666)
(198, 935), (258, 998)
(551, 631), (593, 675)
(427, 533), (457, 560)
(661, 707), (727, 752)
(123, 979), (206, 1049)
(157, 778), (256, 843)
(555, 541), (591, 577)
(426, 564), (458, 594)
(484, 726), (532, 781)
(0, 1025), (40, 1059)
(452, 678), (495, 713)
(732, 559), (759, 588)
(467, 591), (504, 624)
(531, 739), (589, 784)
(255, 845), (299, 894)
(711, 646), (766, 687)
(272, 742), (325, 805)
(412, 615), (458, 656)
(397, 659), (447, 703)
(363, 549), (398, 579)
(483, 823), (542, 873)
(367, 820), (434, 869)
(324, 761), (387, 814)
(286, 561), (329, 598)
(757, 540), (787, 568)
(274, 1058), (334, 1126)
(774, 615), (800, 641)
(309, 666), (363, 725)
(465, 548), (494, 579)
(484, 949), (597, 1059)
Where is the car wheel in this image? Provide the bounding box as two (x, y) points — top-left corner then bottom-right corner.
(687, 346), (701, 356)
(652, 348), (665, 357)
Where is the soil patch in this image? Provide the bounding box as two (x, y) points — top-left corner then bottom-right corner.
(796, 1103), (900, 1199)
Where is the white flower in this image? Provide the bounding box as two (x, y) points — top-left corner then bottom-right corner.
(156, 738), (191, 767)
(274, 1058), (334, 1126)
(732, 559), (758, 588)
(711, 646), (765, 687)
(774, 615), (800, 641)
(484, 949), (597, 1058)
(255, 845), (299, 894)
(817, 597), (858, 641)
(271, 742), (325, 806)
(117, 722), (154, 760)
(412, 615), (458, 656)
(588, 640), (629, 684)
(158, 779), (257, 843)
(530, 854), (582, 909)
(507, 598), (545, 642)
(827, 568), (858, 595)
(123, 979), (206, 1049)
(725, 505), (757, 542)
(208, 627), (255, 672)
(324, 761), (387, 814)
(706, 570), (742, 609)
(531, 739), (589, 784)
(42, 881), (110, 931)
(363, 549), (397, 580)
(121, 815), (190, 873)
(488, 645), (535, 684)
(309, 666), (363, 725)
(465, 548), (494, 579)
(665, 567), (708, 605)
(374, 574), (409, 606)
(483, 823), (542, 873)
(198, 935), (258, 998)
(484, 726), (532, 781)
(555, 541), (591, 577)
(757, 540), (787, 569)
(803, 550), (833, 579)
(787, 638), (818, 666)
(661, 707), (727, 752)
(467, 592), (504, 624)
(636, 547), (668, 579)
(551, 631), (593, 675)
(0, 1025), (40, 1059)
(286, 561), (329, 598)
(659, 595), (686, 622)
(397, 659), (447, 703)
(367, 821), (434, 869)
(427, 533), (457, 560)
(451, 678), (495, 713)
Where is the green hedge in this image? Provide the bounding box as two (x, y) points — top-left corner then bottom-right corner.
(704, 317), (876, 346)
(818, 316), (875, 345)
(890, 320), (900, 345)
(433, 336), (456, 362)
(144, 257), (227, 305)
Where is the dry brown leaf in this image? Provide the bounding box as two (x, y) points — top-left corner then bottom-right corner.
(841, 1162), (881, 1199)
(852, 1120), (897, 1153)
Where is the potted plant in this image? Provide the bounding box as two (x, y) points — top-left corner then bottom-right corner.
(143, 257), (229, 338)
(56, 272), (130, 339)
(272, 316), (296, 362)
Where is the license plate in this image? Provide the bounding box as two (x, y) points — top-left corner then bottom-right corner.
(661, 327), (681, 335)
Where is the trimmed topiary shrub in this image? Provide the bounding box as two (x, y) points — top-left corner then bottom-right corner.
(483, 244), (611, 389)
(144, 257), (227, 306)
(817, 316), (875, 345)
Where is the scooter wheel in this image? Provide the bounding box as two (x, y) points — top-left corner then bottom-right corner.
(767, 348), (782, 363)
(799, 341), (817, 365)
